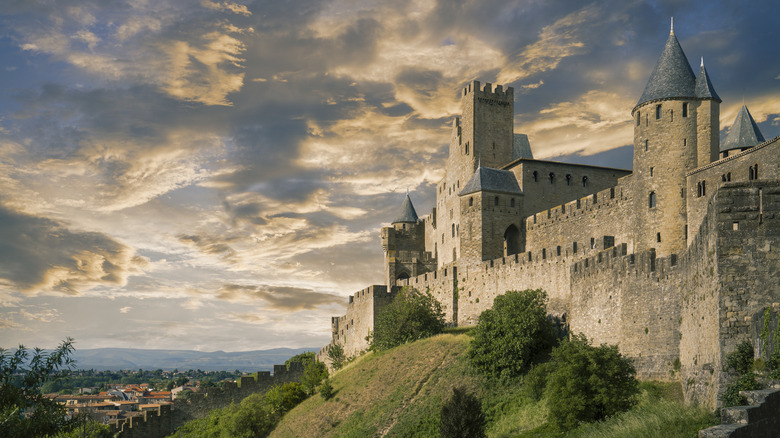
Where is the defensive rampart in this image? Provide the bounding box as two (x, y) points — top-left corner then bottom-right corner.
(110, 364), (303, 438)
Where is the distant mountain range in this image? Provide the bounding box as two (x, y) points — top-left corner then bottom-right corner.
(71, 347), (317, 372)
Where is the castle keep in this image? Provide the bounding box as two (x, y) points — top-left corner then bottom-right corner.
(318, 26), (780, 408)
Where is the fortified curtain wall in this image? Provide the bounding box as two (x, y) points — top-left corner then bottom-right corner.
(111, 365), (304, 438)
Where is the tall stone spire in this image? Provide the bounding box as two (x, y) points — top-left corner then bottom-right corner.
(695, 57), (721, 101)
(392, 192), (419, 224)
(721, 106), (765, 153)
(635, 28), (696, 108)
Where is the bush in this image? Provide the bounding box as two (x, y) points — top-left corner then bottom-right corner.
(725, 341), (754, 375)
(301, 360), (328, 395)
(327, 344), (346, 370)
(545, 334), (639, 431)
(320, 378), (334, 400)
(265, 382), (307, 417)
(440, 386), (486, 438)
(371, 287), (445, 351)
(468, 289), (556, 378)
(720, 373), (761, 408)
(230, 393), (275, 438)
(285, 352), (315, 370)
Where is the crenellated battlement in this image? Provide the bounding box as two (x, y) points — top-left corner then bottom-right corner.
(462, 80), (514, 103)
(526, 184), (626, 230)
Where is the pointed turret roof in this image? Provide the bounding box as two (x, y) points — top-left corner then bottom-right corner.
(635, 29), (696, 109)
(721, 105), (765, 153)
(695, 58), (721, 101)
(459, 166), (523, 197)
(392, 192), (419, 224)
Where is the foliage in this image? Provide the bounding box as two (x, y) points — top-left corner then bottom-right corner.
(230, 393), (275, 438)
(544, 334), (639, 431)
(284, 352), (315, 371)
(319, 378), (334, 400)
(327, 344), (346, 370)
(0, 338), (84, 438)
(720, 373), (761, 408)
(440, 386), (486, 438)
(468, 289), (556, 378)
(264, 382), (307, 417)
(301, 360), (328, 395)
(725, 341), (754, 375)
(523, 361), (554, 402)
(370, 287), (445, 351)
(53, 417), (113, 438)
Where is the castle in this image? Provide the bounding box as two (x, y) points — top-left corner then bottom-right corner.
(318, 25), (780, 408)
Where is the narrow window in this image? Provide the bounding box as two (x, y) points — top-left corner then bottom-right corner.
(582, 176), (588, 187)
(649, 191), (656, 208)
(721, 174), (727, 182)
(683, 138), (687, 147)
(657, 232), (662, 243)
(451, 223), (455, 237)
(755, 164), (759, 179)
(749, 166), (755, 180)
(644, 140), (648, 151)
(557, 246), (561, 256)
(510, 198), (515, 208)
(566, 174), (572, 185)
(549, 172), (555, 184)
(702, 180), (706, 196)
(610, 187), (615, 199)
(697, 182), (702, 197)
(532, 171), (538, 182)
(636, 111), (640, 126)
(465, 142), (469, 155)
(542, 248), (546, 259)
(494, 196), (499, 206)
(650, 167), (654, 177)
(682, 102), (688, 117)
(590, 237), (595, 249)
(573, 242), (578, 253)
(727, 172), (731, 181)
(655, 104), (661, 119)
(469, 197), (473, 207)
(670, 109), (674, 122)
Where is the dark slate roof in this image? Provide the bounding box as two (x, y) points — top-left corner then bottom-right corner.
(694, 59), (721, 101)
(721, 105), (765, 153)
(459, 166), (523, 196)
(392, 193), (419, 224)
(513, 134), (534, 160)
(635, 31), (696, 108)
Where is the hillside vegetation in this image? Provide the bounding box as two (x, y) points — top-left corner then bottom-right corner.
(270, 331), (717, 437)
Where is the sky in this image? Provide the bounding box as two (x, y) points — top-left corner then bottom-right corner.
(1, 0), (779, 353)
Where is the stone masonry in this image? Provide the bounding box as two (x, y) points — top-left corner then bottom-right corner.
(318, 25), (780, 409)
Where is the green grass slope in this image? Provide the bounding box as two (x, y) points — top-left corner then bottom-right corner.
(270, 332), (716, 437)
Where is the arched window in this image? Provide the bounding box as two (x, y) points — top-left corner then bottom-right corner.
(549, 172), (555, 184)
(494, 196), (499, 206)
(532, 171), (538, 182)
(565, 174), (572, 185)
(649, 191), (657, 208)
(582, 176), (588, 187)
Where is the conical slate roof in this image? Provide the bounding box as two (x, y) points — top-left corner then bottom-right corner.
(721, 106), (765, 153)
(392, 193), (419, 224)
(694, 59), (721, 101)
(459, 166), (523, 197)
(636, 31), (696, 108)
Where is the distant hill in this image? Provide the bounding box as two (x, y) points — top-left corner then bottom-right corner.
(71, 347), (316, 372)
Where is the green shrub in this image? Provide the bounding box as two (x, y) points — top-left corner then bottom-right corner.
(468, 289), (556, 379)
(301, 360), (328, 395)
(545, 334), (639, 431)
(265, 382), (307, 417)
(720, 373), (761, 408)
(440, 386), (486, 438)
(327, 344), (346, 370)
(523, 361), (554, 402)
(725, 341), (754, 374)
(230, 393), (275, 437)
(320, 378), (334, 400)
(285, 351), (315, 370)
(371, 287), (445, 351)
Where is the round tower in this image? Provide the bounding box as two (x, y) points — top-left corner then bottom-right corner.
(631, 24), (708, 256)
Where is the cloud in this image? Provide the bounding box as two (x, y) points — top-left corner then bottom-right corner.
(215, 284), (343, 311)
(119, 306), (132, 314)
(20, 308), (61, 323)
(201, 1), (252, 16)
(0, 203), (147, 295)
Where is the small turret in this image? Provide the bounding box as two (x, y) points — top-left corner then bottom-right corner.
(634, 27), (696, 110)
(695, 58), (721, 166)
(392, 192), (419, 224)
(720, 105), (765, 158)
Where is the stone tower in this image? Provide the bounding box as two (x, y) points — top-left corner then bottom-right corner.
(381, 193), (436, 286)
(631, 24), (720, 256)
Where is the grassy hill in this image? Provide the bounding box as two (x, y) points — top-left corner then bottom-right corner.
(270, 330), (717, 437)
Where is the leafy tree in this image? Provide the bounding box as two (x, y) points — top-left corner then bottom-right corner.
(0, 338), (81, 437)
(544, 334), (639, 431)
(301, 360), (328, 395)
(285, 352), (315, 370)
(468, 289), (556, 378)
(327, 344), (346, 370)
(371, 287), (445, 351)
(264, 382), (306, 417)
(440, 386), (486, 438)
(230, 393), (275, 438)
(319, 378), (334, 400)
